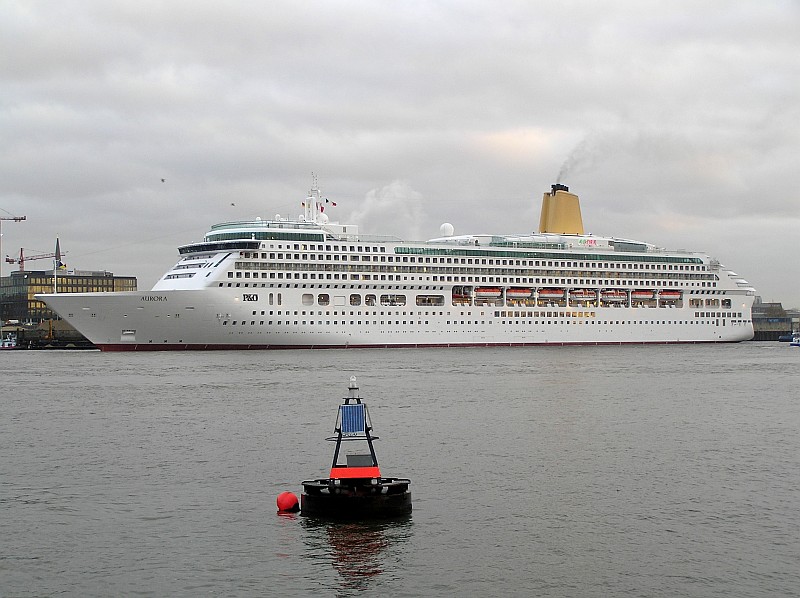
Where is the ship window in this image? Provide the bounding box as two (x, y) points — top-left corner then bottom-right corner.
(416, 295), (445, 306)
(318, 294), (330, 306)
(380, 294), (406, 306)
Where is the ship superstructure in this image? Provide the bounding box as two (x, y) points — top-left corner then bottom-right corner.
(38, 181), (755, 350)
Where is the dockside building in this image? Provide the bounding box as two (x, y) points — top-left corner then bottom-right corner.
(0, 269), (137, 324)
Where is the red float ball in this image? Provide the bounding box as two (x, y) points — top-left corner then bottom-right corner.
(276, 491), (300, 513)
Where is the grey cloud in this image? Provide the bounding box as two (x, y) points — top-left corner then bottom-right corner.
(1, 0), (798, 304)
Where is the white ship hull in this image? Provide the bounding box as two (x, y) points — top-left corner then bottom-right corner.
(37, 182), (756, 351)
(39, 287), (754, 351)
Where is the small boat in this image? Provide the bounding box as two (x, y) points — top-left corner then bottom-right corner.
(778, 333), (794, 342)
(790, 333), (800, 347)
(301, 377), (412, 519)
(1, 333), (19, 350)
(538, 288), (565, 298)
(475, 287), (502, 298)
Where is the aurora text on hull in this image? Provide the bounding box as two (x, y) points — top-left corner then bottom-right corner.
(37, 181), (755, 351)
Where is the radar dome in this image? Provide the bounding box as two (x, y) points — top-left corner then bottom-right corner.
(319, 212), (329, 224)
(440, 222), (455, 237)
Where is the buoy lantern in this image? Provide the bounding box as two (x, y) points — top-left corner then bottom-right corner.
(300, 377), (412, 520)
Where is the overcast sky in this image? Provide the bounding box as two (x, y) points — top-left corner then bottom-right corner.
(2, 1), (798, 307)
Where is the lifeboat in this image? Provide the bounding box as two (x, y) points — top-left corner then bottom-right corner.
(300, 377), (412, 520)
(506, 288), (533, 298)
(601, 290), (627, 302)
(475, 287), (502, 298)
(538, 288), (565, 298)
(659, 291), (682, 299)
(570, 289), (597, 299)
(631, 290), (655, 299)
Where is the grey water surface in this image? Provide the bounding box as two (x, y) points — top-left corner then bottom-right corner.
(2, 343), (798, 597)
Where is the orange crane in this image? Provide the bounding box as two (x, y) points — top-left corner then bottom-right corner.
(5, 248), (64, 272)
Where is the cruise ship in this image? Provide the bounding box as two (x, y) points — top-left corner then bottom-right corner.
(38, 181), (755, 351)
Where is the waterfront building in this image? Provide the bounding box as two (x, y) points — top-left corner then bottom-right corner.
(751, 297), (793, 340)
(1, 269), (137, 324)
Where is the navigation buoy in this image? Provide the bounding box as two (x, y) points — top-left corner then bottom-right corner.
(276, 491), (300, 513)
(299, 376), (412, 520)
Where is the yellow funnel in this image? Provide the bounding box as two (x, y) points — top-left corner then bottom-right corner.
(538, 184), (584, 234)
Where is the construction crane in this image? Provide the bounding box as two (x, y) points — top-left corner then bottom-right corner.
(0, 215), (26, 279)
(5, 248), (65, 272)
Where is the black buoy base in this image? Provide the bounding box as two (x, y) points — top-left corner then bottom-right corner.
(300, 478), (412, 520)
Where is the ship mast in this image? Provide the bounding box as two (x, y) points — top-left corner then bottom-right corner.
(303, 173), (322, 224)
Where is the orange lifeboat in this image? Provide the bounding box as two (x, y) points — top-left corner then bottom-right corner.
(506, 288), (533, 298)
(570, 289), (597, 299)
(631, 290), (655, 299)
(601, 290), (627, 300)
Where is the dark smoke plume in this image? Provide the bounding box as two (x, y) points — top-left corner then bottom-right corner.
(556, 134), (599, 184)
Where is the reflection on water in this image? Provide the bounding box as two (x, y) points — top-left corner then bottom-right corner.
(302, 517), (413, 593)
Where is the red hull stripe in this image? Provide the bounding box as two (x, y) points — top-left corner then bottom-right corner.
(95, 339), (741, 351)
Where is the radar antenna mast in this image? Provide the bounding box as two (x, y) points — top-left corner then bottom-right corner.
(304, 172), (323, 224)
